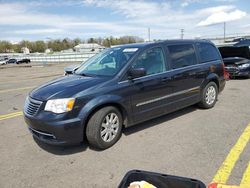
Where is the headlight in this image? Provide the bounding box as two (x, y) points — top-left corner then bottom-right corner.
(239, 64), (250, 69)
(44, 98), (75, 114)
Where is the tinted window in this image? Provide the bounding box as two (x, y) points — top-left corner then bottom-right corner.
(168, 44), (197, 69)
(197, 43), (220, 63)
(133, 47), (166, 76)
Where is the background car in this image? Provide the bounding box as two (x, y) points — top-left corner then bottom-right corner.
(219, 46), (250, 78)
(234, 38), (250, 47)
(16, 58), (31, 64)
(223, 57), (250, 78)
(6, 58), (17, 64)
(0, 59), (7, 65)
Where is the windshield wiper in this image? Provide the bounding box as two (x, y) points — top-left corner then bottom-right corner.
(76, 73), (94, 77)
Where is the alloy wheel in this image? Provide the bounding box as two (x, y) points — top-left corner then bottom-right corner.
(100, 113), (119, 142)
(205, 86), (216, 105)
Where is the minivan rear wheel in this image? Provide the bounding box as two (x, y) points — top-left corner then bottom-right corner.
(86, 106), (122, 150)
(199, 82), (218, 109)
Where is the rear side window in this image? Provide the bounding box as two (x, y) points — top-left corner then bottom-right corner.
(197, 43), (220, 63)
(168, 44), (197, 69)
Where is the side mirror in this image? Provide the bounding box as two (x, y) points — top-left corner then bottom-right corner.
(128, 68), (146, 80)
(72, 67), (79, 73)
(64, 66), (79, 75)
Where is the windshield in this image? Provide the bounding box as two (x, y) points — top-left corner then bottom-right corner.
(75, 47), (139, 77)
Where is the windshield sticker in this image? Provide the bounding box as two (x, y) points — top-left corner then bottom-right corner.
(123, 48), (138, 52)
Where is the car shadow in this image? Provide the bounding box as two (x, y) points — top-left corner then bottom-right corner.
(123, 105), (197, 136)
(33, 137), (88, 155)
(34, 105), (198, 155)
(229, 76), (250, 80)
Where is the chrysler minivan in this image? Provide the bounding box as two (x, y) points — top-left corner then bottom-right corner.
(24, 40), (226, 149)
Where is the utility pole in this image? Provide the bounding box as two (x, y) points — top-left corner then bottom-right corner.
(148, 27), (151, 42)
(180, 29), (184, 39)
(223, 22), (226, 42)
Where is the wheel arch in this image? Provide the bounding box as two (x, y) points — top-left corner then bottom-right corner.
(203, 73), (220, 90)
(79, 96), (130, 139)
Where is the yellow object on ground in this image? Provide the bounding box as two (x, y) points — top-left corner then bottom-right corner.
(209, 183), (250, 188)
(128, 181), (157, 188)
(212, 123), (250, 184)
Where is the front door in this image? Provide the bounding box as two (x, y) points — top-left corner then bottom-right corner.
(127, 47), (174, 123)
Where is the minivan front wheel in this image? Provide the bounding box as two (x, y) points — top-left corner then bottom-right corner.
(199, 82), (218, 109)
(86, 106), (122, 149)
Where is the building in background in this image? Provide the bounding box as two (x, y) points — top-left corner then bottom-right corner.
(60, 49), (74, 53)
(74, 43), (105, 53)
(21, 47), (30, 54)
(45, 48), (52, 53)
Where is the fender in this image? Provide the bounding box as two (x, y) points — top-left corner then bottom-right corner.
(78, 94), (131, 128)
(201, 73), (220, 90)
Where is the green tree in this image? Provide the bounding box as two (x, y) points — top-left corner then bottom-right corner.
(87, 38), (98, 44)
(102, 38), (111, 47)
(0, 41), (12, 53)
(73, 38), (81, 46)
(33, 41), (46, 52)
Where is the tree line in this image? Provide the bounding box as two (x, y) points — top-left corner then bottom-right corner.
(0, 36), (144, 53)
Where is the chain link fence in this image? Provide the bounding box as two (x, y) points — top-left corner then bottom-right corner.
(1, 52), (98, 64)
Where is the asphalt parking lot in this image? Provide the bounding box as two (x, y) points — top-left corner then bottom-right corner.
(0, 63), (249, 188)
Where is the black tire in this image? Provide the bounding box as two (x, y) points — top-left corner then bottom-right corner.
(198, 82), (218, 109)
(86, 106), (122, 150)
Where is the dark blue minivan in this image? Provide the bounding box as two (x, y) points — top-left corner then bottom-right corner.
(24, 40), (226, 149)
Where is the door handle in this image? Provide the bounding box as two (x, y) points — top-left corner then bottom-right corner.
(188, 72), (196, 76)
(173, 75), (182, 79)
(161, 77), (172, 82)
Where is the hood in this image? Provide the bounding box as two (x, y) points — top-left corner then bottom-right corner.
(30, 75), (108, 101)
(219, 46), (250, 59)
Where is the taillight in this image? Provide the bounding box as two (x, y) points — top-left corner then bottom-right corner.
(222, 63), (229, 80)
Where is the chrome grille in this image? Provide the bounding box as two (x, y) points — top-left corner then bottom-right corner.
(24, 97), (42, 116)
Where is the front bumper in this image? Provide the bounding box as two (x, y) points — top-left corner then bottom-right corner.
(225, 67), (250, 77)
(24, 114), (83, 145)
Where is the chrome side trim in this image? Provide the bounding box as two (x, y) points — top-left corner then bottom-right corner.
(136, 86), (200, 107)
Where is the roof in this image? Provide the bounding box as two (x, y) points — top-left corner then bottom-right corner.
(111, 39), (214, 49)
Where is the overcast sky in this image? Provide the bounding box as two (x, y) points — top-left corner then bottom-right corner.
(0, 0), (249, 42)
